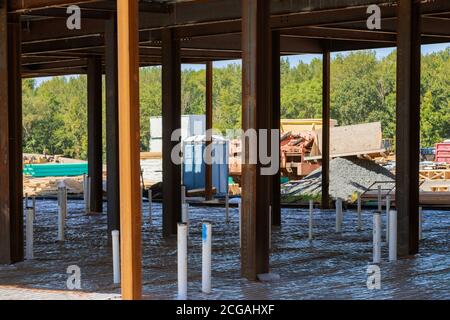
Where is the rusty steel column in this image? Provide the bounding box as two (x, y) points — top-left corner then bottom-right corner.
(87, 56), (103, 214)
(321, 50), (331, 209)
(396, 0), (421, 257)
(117, 0), (142, 300)
(0, 7), (23, 264)
(162, 28), (182, 238)
(205, 61), (214, 201)
(271, 30), (281, 227)
(0, 0), (9, 264)
(241, 0), (271, 280)
(7, 16), (23, 264)
(105, 16), (120, 234)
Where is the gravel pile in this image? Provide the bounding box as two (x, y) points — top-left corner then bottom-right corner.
(282, 157), (395, 202)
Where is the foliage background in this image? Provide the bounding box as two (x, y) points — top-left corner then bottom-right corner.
(22, 48), (450, 160)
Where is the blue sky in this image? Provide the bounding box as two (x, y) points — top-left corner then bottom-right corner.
(34, 43), (449, 86)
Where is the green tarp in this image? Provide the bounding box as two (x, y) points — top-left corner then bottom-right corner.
(24, 163), (88, 177)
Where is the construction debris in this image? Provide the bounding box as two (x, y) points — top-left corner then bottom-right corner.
(281, 157), (395, 203)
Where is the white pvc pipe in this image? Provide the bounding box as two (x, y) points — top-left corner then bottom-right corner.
(357, 192), (362, 231)
(335, 198), (343, 233)
(309, 200), (313, 241)
(377, 185), (382, 212)
(225, 192), (230, 224)
(182, 203), (190, 227)
(85, 176), (91, 214)
(419, 206), (423, 241)
(386, 195), (391, 242)
(148, 189), (153, 225)
(25, 208), (34, 260)
(141, 185), (144, 216)
(112, 230), (121, 284)
(57, 184), (67, 241)
(373, 211), (382, 264)
(177, 223), (188, 300)
(181, 185), (186, 205)
(83, 174), (88, 212)
(202, 222), (212, 294)
(32, 196), (36, 221)
(389, 210), (397, 262)
(238, 202), (242, 248)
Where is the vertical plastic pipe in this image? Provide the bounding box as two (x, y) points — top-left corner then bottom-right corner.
(112, 230), (120, 284)
(182, 203), (190, 226)
(25, 193), (28, 208)
(86, 176), (91, 214)
(83, 174), (88, 213)
(57, 184), (66, 241)
(25, 208), (34, 260)
(32, 196), (36, 221)
(83, 174), (87, 206)
(419, 206), (423, 241)
(181, 185), (186, 205)
(141, 185), (144, 218)
(202, 222), (212, 294)
(177, 223), (188, 300)
(373, 211), (382, 264)
(225, 192), (230, 224)
(377, 185), (382, 212)
(389, 210), (397, 262)
(386, 195), (391, 242)
(335, 198), (343, 233)
(148, 189), (153, 225)
(357, 192), (362, 231)
(309, 200), (313, 241)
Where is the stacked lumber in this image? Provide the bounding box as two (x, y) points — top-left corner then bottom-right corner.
(23, 176), (84, 197)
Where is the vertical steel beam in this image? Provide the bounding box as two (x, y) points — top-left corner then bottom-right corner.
(205, 61), (213, 201)
(241, 0), (271, 280)
(271, 30), (281, 227)
(7, 16), (23, 264)
(117, 0), (142, 300)
(162, 28), (182, 238)
(0, 1), (11, 264)
(396, 0), (421, 256)
(105, 16), (120, 234)
(321, 50), (331, 209)
(87, 56), (103, 214)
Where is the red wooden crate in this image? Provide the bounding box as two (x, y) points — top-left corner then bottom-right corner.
(436, 156), (450, 163)
(436, 143), (450, 152)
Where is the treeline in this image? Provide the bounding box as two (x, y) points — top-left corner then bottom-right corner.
(22, 48), (450, 160)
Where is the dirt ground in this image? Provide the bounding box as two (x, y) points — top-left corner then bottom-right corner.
(0, 199), (448, 300)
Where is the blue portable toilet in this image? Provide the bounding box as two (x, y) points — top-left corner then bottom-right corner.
(182, 135), (229, 195)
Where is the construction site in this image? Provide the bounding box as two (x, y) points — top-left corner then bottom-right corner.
(0, 0), (449, 302)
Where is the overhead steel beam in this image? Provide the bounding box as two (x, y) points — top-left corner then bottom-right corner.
(8, 0), (103, 13)
(396, 0), (421, 257)
(162, 28), (182, 238)
(282, 26), (397, 43)
(117, 0), (142, 300)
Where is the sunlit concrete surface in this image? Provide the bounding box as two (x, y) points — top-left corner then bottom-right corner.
(0, 200), (448, 300)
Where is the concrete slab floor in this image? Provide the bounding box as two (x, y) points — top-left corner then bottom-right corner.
(0, 199), (448, 300)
